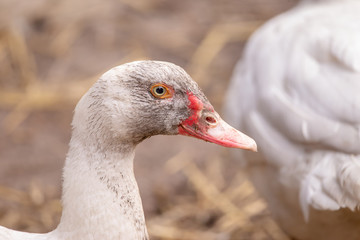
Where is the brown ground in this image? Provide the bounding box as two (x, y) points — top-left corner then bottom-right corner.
(0, 0), (297, 239)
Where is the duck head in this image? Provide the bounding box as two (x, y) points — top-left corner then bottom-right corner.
(74, 60), (257, 151)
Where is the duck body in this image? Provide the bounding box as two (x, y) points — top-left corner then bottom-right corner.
(225, 1), (360, 239)
(1, 60), (256, 240)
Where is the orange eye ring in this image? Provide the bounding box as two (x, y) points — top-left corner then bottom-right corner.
(150, 83), (174, 99)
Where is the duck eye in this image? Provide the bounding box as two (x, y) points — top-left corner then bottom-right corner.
(150, 83), (173, 99)
(155, 86), (165, 95)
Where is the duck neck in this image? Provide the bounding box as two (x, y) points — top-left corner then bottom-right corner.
(54, 134), (149, 240)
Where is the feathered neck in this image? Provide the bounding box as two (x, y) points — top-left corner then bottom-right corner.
(51, 131), (149, 240)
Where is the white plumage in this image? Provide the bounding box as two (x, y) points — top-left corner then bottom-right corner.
(0, 60), (256, 240)
(225, 0), (360, 239)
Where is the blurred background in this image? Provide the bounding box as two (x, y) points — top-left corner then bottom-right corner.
(0, 0), (297, 239)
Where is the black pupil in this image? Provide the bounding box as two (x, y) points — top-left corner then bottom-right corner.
(155, 87), (165, 95)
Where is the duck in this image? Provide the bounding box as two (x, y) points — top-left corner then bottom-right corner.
(0, 60), (256, 240)
(225, 0), (360, 239)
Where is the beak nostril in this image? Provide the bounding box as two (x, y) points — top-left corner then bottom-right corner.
(205, 116), (217, 125)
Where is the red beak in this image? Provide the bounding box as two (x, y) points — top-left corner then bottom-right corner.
(178, 93), (257, 152)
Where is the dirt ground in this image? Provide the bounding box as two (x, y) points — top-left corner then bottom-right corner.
(0, 0), (297, 239)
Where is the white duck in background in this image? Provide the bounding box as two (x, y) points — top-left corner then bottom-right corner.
(0, 61), (256, 240)
(225, 0), (360, 239)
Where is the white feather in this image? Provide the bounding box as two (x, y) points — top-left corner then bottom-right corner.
(225, 0), (360, 239)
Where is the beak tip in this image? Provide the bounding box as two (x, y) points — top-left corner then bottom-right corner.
(236, 137), (257, 152)
(250, 141), (258, 152)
